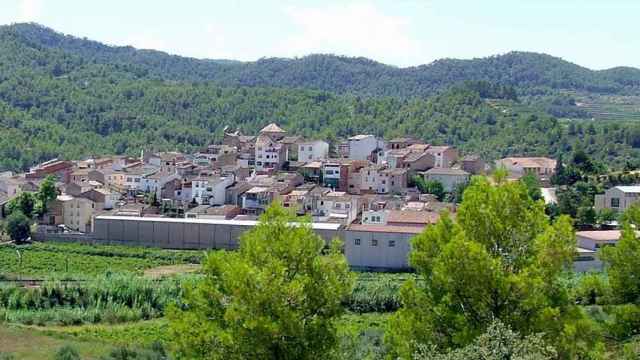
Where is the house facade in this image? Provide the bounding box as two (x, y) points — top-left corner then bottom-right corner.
(424, 168), (470, 192)
(595, 186), (640, 213)
(298, 140), (329, 162)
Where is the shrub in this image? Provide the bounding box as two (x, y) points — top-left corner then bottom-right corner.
(572, 273), (611, 305)
(607, 304), (640, 340)
(54, 345), (81, 360)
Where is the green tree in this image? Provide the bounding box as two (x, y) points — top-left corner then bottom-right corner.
(5, 210), (31, 243)
(386, 176), (601, 359)
(168, 203), (354, 359)
(414, 176), (445, 201)
(36, 175), (58, 215)
(520, 172), (542, 201)
(413, 320), (557, 360)
(576, 206), (597, 228)
(596, 208), (617, 226)
(601, 203), (640, 304)
(7, 192), (36, 218)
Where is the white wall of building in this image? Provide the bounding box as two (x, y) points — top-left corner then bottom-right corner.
(298, 141), (329, 162)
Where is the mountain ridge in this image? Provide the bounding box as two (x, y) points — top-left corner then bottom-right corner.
(3, 22), (640, 98)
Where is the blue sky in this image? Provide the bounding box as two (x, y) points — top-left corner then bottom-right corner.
(1, 0), (638, 69)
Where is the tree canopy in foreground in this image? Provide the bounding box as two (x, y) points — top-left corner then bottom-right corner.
(168, 203), (353, 360)
(386, 176), (603, 359)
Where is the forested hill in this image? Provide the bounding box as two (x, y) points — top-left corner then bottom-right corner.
(3, 23), (640, 98)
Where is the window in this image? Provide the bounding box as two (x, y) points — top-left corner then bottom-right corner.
(611, 198), (620, 208)
(382, 180), (386, 184)
(371, 239), (378, 247)
(335, 203), (341, 209)
(308, 146), (313, 151)
(388, 240), (396, 247)
(355, 239), (361, 246)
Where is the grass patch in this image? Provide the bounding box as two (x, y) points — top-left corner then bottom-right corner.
(0, 242), (204, 279)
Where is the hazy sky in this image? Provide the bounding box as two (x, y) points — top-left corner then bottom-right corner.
(1, 0), (638, 69)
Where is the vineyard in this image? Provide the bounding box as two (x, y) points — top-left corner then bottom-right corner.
(0, 241), (407, 359)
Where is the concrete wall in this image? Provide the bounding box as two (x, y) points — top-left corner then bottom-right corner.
(91, 216), (415, 270)
(344, 230), (412, 270)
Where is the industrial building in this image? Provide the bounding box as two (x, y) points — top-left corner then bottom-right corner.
(93, 215), (418, 270)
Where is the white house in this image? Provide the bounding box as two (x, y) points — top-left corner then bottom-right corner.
(191, 174), (235, 205)
(298, 140), (329, 162)
(140, 171), (180, 199)
(313, 191), (359, 224)
(255, 134), (287, 171)
(348, 135), (384, 161)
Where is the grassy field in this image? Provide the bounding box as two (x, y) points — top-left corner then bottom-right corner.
(0, 242), (204, 279)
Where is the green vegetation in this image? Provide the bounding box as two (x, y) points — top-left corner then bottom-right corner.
(0, 274), (187, 326)
(2, 24), (640, 172)
(168, 204), (353, 359)
(4, 211), (30, 244)
(386, 176), (601, 359)
(0, 242), (202, 279)
(4, 24), (640, 98)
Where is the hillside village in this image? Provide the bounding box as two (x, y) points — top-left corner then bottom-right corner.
(3, 122), (615, 270)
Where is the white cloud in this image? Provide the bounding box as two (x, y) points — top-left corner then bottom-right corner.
(17, 0), (43, 22)
(280, 2), (424, 66)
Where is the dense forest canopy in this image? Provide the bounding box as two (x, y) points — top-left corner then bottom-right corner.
(1, 23), (640, 172)
(4, 23), (640, 98)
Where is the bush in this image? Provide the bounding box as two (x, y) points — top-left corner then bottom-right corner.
(0, 274), (189, 326)
(607, 304), (640, 340)
(572, 273), (611, 305)
(101, 344), (168, 360)
(54, 345), (81, 360)
(346, 275), (402, 313)
(5, 211), (31, 244)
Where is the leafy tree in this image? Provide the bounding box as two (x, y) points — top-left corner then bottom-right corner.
(168, 203), (353, 359)
(5, 210), (31, 243)
(601, 203), (640, 304)
(576, 206), (597, 228)
(596, 208), (617, 226)
(36, 175), (58, 215)
(6, 192), (36, 218)
(414, 176), (446, 201)
(520, 172), (542, 201)
(386, 176), (601, 359)
(413, 320), (557, 360)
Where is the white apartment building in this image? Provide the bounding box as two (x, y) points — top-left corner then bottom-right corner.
(348, 135), (384, 161)
(191, 175), (235, 205)
(255, 134), (286, 171)
(298, 140), (329, 162)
